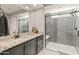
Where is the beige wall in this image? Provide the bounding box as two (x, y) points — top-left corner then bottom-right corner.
(29, 8), (45, 33)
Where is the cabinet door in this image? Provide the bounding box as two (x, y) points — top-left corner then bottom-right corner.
(4, 44), (25, 55)
(10, 44), (24, 55)
(28, 39), (37, 55)
(37, 35), (43, 53)
(24, 41), (29, 55)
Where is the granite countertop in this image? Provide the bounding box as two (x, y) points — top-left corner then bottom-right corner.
(0, 32), (43, 53)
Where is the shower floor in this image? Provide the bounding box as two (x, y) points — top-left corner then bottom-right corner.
(38, 42), (78, 55)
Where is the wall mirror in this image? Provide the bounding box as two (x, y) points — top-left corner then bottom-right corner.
(0, 4), (30, 36)
(18, 15), (29, 33)
(16, 10), (29, 33)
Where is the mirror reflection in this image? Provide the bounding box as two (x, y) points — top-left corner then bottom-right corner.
(0, 4), (29, 36)
(18, 17), (29, 33)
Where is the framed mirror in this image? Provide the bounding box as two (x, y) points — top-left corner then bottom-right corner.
(18, 18), (29, 33)
(17, 12), (29, 33)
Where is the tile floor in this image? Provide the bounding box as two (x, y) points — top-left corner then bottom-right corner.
(38, 48), (59, 55)
(38, 42), (78, 55)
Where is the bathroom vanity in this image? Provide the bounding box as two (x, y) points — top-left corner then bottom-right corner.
(0, 32), (43, 55)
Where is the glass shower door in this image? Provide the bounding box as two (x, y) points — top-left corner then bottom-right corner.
(57, 14), (74, 46)
(45, 15), (58, 44)
(45, 13), (74, 46)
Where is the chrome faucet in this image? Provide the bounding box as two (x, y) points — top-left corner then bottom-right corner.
(13, 32), (19, 38)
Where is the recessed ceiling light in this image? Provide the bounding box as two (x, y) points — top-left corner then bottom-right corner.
(25, 6), (29, 9)
(33, 4), (37, 6)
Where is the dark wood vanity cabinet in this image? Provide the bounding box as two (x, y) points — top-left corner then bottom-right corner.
(1, 35), (43, 55)
(25, 38), (37, 55)
(24, 35), (43, 55)
(36, 35), (43, 53)
(28, 39), (37, 55)
(2, 44), (25, 55)
(24, 41), (29, 55)
(9, 44), (25, 55)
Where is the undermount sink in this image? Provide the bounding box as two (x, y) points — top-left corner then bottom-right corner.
(19, 34), (34, 38)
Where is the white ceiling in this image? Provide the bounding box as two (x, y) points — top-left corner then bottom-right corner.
(1, 4), (79, 15)
(0, 4), (22, 14)
(0, 4), (45, 14)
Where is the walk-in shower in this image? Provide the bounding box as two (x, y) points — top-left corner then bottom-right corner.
(45, 9), (79, 54)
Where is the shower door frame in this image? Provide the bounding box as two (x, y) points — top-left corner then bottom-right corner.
(45, 9), (78, 48)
